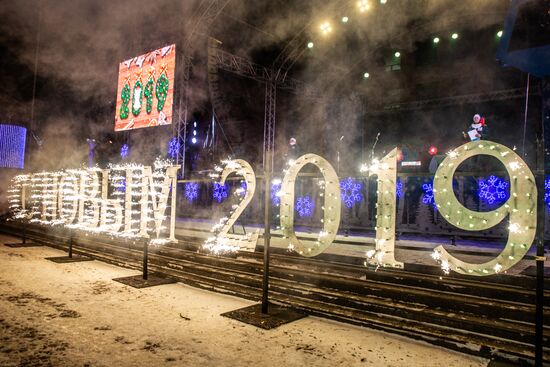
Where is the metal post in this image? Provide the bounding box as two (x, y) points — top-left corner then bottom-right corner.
(261, 150), (272, 314)
(534, 78), (549, 367)
(143, 239), (149, 280)
(22, 223), (27, 244)
(68, 231), (73, 258)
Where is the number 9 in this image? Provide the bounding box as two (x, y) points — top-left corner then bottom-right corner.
(433, 140), (537, 276)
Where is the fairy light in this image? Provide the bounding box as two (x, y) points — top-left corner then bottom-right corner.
(357, 0), (370, 12)
(7, 159), (179, 244)
(280, 154), (341, 257)
(432, 140), (536, 276)
(320, 21), (332, 35)
(202, 159), (259, 255)
(361, 148), (403, 269)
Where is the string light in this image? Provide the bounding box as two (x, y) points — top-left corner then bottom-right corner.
(185, 182), (199, 202)
(320, 22), (332, 35)
(340, 177), (363, 208)
(357, 0), (370, 12)
(296, 195), (314, 217)
(202, 159), (260, 255)
(8, 159), (179, 244)
(478, 175), (509, 205)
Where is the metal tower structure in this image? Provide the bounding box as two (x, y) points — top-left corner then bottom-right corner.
(207, 39), (317, 172)
(173, 0), (231, 177)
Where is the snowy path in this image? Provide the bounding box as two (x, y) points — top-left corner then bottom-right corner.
(0, 234), (488, 367)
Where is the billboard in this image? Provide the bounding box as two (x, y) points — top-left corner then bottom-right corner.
(115, 44), (176, 131)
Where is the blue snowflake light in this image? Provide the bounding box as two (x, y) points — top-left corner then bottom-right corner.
(340, 177), (362, 208)
(396, 179), (403, 199)
(213, 182), (228, 203)
(421, 182), (436, 208)
(168, 137), (179, 159)
(545, 178), (550, 210)
(238, 181), (247, 196)
(185, 182), (199, 203)
(296, 195), (314, 218)
(478, 175), (509, 205)
(120, 144), (129, 159)
(271, 182), (282, 207)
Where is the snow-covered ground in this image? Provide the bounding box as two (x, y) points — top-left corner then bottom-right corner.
(0, 233), (488, 367)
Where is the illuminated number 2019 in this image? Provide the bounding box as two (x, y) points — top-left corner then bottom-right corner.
(363, 148), (403, 269)
(204, 159), (259, 253)
(433, 141), (537, 276)
(280, 154), (341, 257)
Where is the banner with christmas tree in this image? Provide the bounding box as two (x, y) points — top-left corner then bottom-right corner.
(114, 44), (176, 131)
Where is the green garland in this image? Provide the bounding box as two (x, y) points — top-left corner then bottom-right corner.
(156, 72), (169, 112)
(132, 80), (143, 117)
(144, 77), (154, 114)
(119, 83), (130, 120)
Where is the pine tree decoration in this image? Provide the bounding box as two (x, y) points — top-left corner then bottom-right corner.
(156, 66), (169, 112)
(119, 82), (130, 119)
(144, 77), (154, 114)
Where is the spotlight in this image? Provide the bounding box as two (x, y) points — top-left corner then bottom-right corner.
(363, 72), (370, 79)
(307, 41), (314, 49)
(320, 22), (332, 35)
(191, 137), (197, 144)
(380, 0), (387, 3)
(357, 0), (370, 12)
(342, 16), (349, 23)
(394, 51), (401, 58)
(433, 37), (440, 44)
(429, 146), (438, 156)
(497, 30), (503, 38)
(451, 33), (459, 40)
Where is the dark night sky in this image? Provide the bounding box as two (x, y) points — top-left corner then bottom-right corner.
(0, 0), (537, 173)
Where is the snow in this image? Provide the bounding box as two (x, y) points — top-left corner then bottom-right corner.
(0, 233), (488, 366)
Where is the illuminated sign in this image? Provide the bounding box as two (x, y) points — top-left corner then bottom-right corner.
(8, 160), (179, 244)
(115, 44), (176, 131)
(9, 141), (539, 277)
(401, 161), (421, 167)
(0, 124), (26, 169)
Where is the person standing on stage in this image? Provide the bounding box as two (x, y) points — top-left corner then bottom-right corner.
(463, 114), (488, 141)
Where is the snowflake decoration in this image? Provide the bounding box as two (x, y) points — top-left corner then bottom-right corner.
(421, 182), (436, 208)
(271, 182), (282, 206)
(296, 195), (314, 218)
(185, 182), (199, 203)
(120, 144), (129, 159)
(545, 178), (550, 210)
(168, 137), (179, 159)
(213, 182), (228, 203)
(340, 177), (362, 208)
(238, 181), (247, 196)
(478, 175), (509, 205)
(396, 179), (403, 199)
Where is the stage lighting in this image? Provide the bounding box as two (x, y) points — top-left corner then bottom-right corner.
(451, 33), (459, 40)
(342, 16), (349, 23)
(307, 41), (314, 49)
(497, 30), (503, 38)
(363, 72), (370, 78)
(433, 37), (440, 44)
(320, 22), (332, 35)
(191, 137), (197, 144)
(394, 51), (401, 58)
(429, 146), (438, 155)
(357, 0), (369, 12)
(380, 0), (387, 3)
